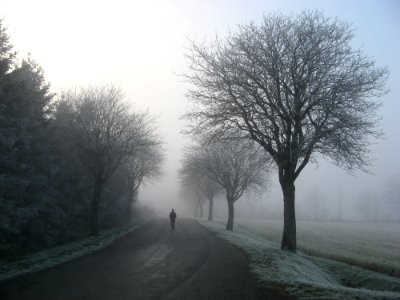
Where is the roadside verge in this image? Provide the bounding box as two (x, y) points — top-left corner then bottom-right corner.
(198, 220), (400, 300)
(0, 220), (146, 282)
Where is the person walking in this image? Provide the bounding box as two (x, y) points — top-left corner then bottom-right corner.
(169, 209), (177, 230)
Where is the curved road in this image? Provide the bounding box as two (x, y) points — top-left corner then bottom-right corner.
(0, 219), (291, 300)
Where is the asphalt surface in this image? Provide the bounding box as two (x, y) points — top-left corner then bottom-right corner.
(0, 218), (292, 300)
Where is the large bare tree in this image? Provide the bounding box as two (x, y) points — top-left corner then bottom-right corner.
(184, 11), (388, 250)
(60, 85), (158, 235)
(186, 140), (270, 230)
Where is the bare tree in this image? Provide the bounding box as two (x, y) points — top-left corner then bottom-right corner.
(178, 178), (207, 218)
(354, 190), (379, 221)
(184, 11), (388, 250)
(384, 174), (400, 219)
(125, 135), (164, 220)
(186, 139), (270, 230)
(199, 176), (221, 221)
(179, 152), (222, 221)
(60, 85), (157, 235)
(303, 187), (328, 221)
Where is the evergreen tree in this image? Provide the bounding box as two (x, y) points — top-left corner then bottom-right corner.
(0, 21), (57, 255)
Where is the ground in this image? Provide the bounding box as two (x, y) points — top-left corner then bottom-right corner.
(0, 218), (291, 300)
(235, 218), (400, 276)
(200, 219), (400, 300)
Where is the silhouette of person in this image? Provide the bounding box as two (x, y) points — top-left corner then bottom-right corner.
(169, 209), (177, 230)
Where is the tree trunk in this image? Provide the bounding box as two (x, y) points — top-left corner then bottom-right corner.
(337, 191), (342, 221)
(127, 188), (138, 222)
(193, 205), (198, 217)
(208, 196), (214, 221)
(90, 177), (103, 236)
(226, 198), (234, 230)
(280, 178), (296, 251)
(199, 201), (204, 218)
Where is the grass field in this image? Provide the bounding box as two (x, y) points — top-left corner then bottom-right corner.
(200, 219), (400, 300)
(234, 219), (400, 277)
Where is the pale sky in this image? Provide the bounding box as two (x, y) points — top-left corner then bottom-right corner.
(1, 0), (399, 218)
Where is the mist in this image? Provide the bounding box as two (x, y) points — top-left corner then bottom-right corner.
(1, 1), (400, 299)
(113, 0), (399, 224)
(1, 0), (398, 224)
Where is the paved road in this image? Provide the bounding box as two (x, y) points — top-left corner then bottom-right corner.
(0, 219), (291, 300)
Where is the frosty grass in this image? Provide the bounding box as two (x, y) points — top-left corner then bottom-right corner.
(199, 220), (400, 300)
(236, 218), (400, 277)
(0, 220), (146, 282)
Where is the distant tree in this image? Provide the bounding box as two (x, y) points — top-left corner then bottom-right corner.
(178, 179), (207, 218)
(336, 188), (343, 221)
(125, 138), (164, 220)
(186, 139), (270, 230)
(384, 174), (400, 219)
(199, 176), (221, 221)
(354, 190), (378, 221)
(59, 85), (157, 235)
(179, 153), (221, 221)
(303, 187), (328, 221)
(184, 11), (388, 250)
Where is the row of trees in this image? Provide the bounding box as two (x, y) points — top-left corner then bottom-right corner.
(55, 86), (163, 235)
(179, 139), (271, 230)
(353, 176), (400, 221)
(0, 20), (163, 258)
(182, 11), (388, 251)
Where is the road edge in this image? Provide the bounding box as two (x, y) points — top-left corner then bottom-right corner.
(0, 219), (147, 282)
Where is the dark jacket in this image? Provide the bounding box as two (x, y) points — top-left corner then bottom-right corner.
(169, 211), (177, 220)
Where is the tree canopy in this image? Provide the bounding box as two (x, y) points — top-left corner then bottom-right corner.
(184, 11), (388, 250)
(182, 139), (270, 230)
(58, 85), (162, 235)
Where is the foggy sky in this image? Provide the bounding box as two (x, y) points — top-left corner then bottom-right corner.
(1, 0), (399, 219)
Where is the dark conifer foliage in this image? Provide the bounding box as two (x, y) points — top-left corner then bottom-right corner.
(0, 21), (58, 254)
